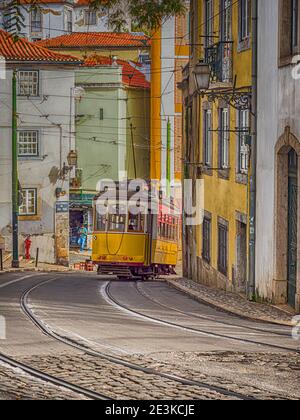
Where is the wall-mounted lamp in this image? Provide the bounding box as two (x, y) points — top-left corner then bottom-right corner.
(60, 150), (78, 179)
(193, 62), (211, 93)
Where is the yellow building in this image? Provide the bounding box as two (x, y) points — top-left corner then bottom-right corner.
(181, 0), (252, 293)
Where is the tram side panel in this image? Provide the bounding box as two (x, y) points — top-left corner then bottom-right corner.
(92, 233), (149, 266)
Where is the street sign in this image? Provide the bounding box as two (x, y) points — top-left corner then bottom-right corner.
(56, 202), (69, 214)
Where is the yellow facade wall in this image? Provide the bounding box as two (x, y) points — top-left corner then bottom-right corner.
(47, 48), (148, 62)
(195, 0), (252, 285)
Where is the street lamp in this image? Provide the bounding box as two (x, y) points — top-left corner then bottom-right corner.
(60, 150), (78, 179)
(67, 150), (78, 167)
(193, 62), (211, 93)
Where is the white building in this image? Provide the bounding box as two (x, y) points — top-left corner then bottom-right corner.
(0, 29), (81, 265)
(257, 0), (300, 312)
(0, 0), (131, 42)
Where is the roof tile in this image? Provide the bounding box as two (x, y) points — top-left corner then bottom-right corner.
(0, 29), (82, 64)
(83, 55), (150, 89)
(36, 32), (151, 49)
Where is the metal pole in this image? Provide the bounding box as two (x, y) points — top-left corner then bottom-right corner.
(12, 70), (19, 268)
(35, 248), (39, 268)
(130, 123), (137, 179)
(248, 0), (258, 300)
(167, 118), (171, 197)
(0, 249), (3, 271)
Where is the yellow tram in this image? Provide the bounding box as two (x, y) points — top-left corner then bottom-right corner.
(92, 181), (180, 280)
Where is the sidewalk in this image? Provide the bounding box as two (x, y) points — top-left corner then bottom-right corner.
(0, 254), (72, 275)
(167, 277), (295, 327)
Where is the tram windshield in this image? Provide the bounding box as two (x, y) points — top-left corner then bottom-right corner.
(94, 203), (146, 233)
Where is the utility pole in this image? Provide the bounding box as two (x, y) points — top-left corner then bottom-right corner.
(12, 70), (19, 268)
(130, 123), (137, 179)
(166, 118), (171, 197)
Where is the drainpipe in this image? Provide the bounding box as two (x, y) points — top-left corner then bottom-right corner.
(248, 0), (258, 300)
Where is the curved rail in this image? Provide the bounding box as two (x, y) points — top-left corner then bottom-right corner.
(0, 352), (109, 400)
(105, 282), (299, 354)
(21, 279), (256, 401)
(135, 281), (292, 338)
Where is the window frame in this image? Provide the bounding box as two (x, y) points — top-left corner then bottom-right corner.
(218, 220), (228, 276)
(239, 0), (250, 42)
(292, 0), (299, 52)
(204, 0), (214, 48)
(18, 130), (40, 158)
(220, 0), (232, 42)
(19, 188), (38, 216)
(202, 216), (211, 263)
(204, 109), (213, 167)
(237, 109), (250, 175)
(17, 70), (40, 98)
(219, 107), (230, 170)
(31, 8), (42, 33)
(65, 8), (73, 34)
(84, 9), (97, 26)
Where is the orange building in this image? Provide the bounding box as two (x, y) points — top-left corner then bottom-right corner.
(151, 3), (190, 185)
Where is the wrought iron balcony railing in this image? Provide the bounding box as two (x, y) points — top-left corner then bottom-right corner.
(204, 41), (233, 84)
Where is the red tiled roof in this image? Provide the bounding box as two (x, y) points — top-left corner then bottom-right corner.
(0, 29), (82, 64)
(36, 32), (151, 49)
(18, 0), (104, 5)
(18, 0), (98, 4)
(83, 55), (150, 89)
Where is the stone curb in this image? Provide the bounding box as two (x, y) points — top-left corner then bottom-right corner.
(166, 278), (293, 327)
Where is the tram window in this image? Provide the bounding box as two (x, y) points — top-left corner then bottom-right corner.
(108, 205), (127, 232)
(96, 214), (107, 232)
(128, 212), (145, 232)
(108, 214), (126, 232)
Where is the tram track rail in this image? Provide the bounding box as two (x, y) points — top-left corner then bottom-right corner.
(0, 352), (110, 400)
(105, 282), (300, 355)
(20, 278), (258, 401)
(135, 281), (292, 338)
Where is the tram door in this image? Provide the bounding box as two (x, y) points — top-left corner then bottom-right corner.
(287, 149), (298, 308)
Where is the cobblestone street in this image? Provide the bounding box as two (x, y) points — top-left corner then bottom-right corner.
(17, 351), (300, 400)
(0, 273), (299, 400)
(0, 361), (87, 400)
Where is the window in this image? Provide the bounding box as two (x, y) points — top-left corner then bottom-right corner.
(128, 210), (145, 233)
(95, 213), (107, 232)
(18, 71), (39, 97)
(84, 10), (97, 26)
(100, 108), (104, 121)
(65, 9), (73, 33)
(220, 0), (232, 42)
(108, 205), (126, 232)
(219, 108), (230, 169)
(239, 0), (251, 42)
(18, 130), (39, 157)
(19, 188), (37, 216)
(292, 0), (299, 49)
(279, 0), (300, 60)
(31, 9), (42, 33)
(237, 109), (250, 174)
(205, 0), (214, 47)
(202, 217), (211, 263)
(204, 110), (212, 167)
(218, 221), (228, 275)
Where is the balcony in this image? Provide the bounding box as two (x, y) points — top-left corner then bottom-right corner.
(204, 41), (233, 84)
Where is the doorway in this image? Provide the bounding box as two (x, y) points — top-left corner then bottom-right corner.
(236, 220), (247, 293)
(287, 149), (298, 308)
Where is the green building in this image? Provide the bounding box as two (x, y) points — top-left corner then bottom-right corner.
(70, 55), (150, 246)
